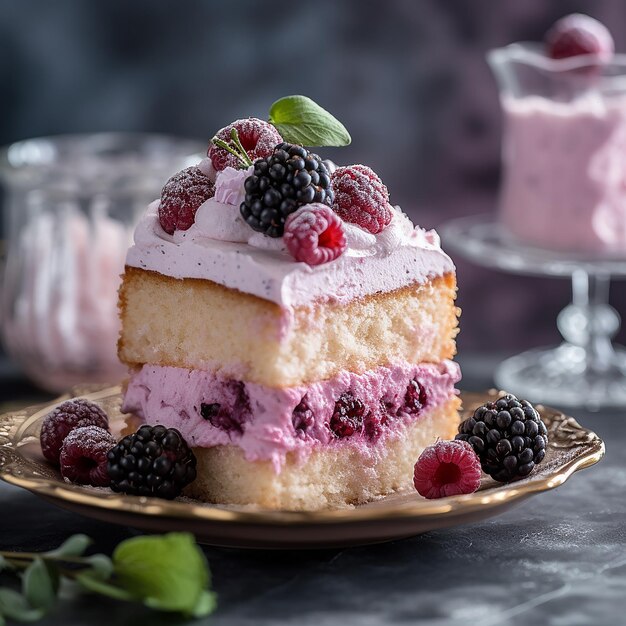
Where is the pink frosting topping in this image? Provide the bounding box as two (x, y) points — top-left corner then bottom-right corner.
(213, 165), (254, 206)
(122, 360), (461, 472)
(126, 161), (454, 306)
(127, 188), (453, 308)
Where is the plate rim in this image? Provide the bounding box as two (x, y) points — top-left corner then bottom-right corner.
(0, 387), (605, 527)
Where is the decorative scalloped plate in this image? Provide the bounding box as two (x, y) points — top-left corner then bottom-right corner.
(0, 387), (604, 549)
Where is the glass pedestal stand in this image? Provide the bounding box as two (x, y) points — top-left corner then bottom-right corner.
(440, 214), (626, 410)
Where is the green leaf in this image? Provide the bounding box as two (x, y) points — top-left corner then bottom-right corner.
(75, 573), (134, 602)
(0, 610), (5, 626)
(44, 534), (91, 559)
(0, 589), (45, 622)
(112, 533), (214, 617)
(0, 556), (10, 573)
(269, 95), (351, 147)
(82, 554), (113, 581)
(190, 590), (218, 618)
(22, 558), (58, 611)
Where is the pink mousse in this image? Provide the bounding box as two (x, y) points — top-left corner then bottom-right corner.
(122, 360), (461, 471)
(499, 94), (626, 254)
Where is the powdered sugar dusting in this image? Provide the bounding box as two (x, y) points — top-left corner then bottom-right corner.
(331, 164), (392, 234)
(208, 118), (283, 171)
(158, 166), (215, 234)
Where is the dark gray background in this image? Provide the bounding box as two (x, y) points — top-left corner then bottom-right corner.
(2, 0), (626, 354)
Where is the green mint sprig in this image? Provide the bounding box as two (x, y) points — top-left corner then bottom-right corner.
(269, 95), (351, 147)
(0, 533), (216, 623)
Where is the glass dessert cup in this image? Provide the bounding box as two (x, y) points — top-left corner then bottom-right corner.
(441, 46), (626, 410)
(0, 133), (204, 393)
(489, 43), (626, 256)
(441, 215), (626, 410)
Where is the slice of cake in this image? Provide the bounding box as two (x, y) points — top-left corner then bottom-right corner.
(118, 98), (460, 510)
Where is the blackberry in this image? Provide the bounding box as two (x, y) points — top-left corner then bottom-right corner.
(456, 394), (548, 483)
(240, 143), (334, 237)
(107, 425), (197, 500)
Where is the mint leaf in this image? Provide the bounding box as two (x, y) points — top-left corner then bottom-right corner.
(44, 534), (91, 559)
(112, 533), (215, 617)
(22, 558), (58, 611)
(0, 589), (45, 623)
(269, 95), (351, 147)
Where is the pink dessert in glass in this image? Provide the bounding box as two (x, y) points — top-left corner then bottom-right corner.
(489, 14), (626, 255)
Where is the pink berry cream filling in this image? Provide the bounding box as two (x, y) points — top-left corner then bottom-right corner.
(122, 360), (461, 472)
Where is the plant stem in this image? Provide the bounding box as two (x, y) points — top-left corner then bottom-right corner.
(230, 128), (253, 167)
(211, 133), (252, 169)
(0, 552), (91, 565)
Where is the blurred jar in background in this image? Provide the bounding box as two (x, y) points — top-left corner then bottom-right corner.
(0, 133), (203, 392)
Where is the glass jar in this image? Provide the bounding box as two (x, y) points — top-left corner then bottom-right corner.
(0, 133), (203, 392)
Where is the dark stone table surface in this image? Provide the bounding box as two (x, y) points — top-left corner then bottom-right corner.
(1, 353), (625, 626)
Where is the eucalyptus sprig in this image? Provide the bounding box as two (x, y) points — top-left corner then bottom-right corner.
(0, 533), (216, 623)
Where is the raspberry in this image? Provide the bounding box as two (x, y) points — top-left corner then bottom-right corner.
(158, 166), (215, 235)
(60, 426), (116, 487)
(284, 204), (347, 266)
(364, 400), (389, 441)
(241, 143), (334, 237)
(456, 394), (548, 482)
(329, 392), (366, 438)
(545, 14), (614, 62)
(292, 398), (314, 436)
(209, 118), (283, 172)
(331, 165), (392, 234)
(404, 379), (427, 415)
(413, 440), (482, 499)
(40, 399), (109, 466)
(107, 425), (197, 500)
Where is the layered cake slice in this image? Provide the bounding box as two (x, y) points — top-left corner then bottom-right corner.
(118, 99), (460, 509)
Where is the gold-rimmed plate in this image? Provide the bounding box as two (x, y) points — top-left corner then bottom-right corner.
(0, 387), (604, 549)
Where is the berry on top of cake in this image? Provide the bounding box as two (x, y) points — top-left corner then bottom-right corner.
(118, 95), (461, 510)
(240, 142), (334, 238)
(209, 118), (283, 172)
(331, 164), (392, 234)
(159, 167), (215, 235)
